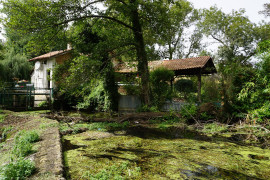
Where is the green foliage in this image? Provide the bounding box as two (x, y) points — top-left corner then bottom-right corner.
(12, 130), (39, 158)
(180, 104), (198, 120)
(200, 112), (214, 121)
(199, 6), (260, 64)
(0, 46), (32, 82)
(0, 158), (35, 180)
(150, 67), (174, 109)
(201, 75), (221, 103)
(175, 79), (196, 100)
(60, 121), (130, 134)
(152, 112), (184, 125)
(37, 101), (49, 108)
(53, 54), (118, 111)
(249, 103), (270, 123)
(1, 126), (13, 141)
(123, 84), (140, 96)
(238, 54), (270, 118)
(0, 114), (5, 123)
(137, 105), (159, 112)
(202, 123), (228, 134)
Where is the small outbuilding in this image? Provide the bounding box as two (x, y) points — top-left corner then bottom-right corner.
(115, 56), (217, 102)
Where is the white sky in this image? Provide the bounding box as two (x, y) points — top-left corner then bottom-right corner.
(0, 0), (268, 41)
(188, 0), (269, 23)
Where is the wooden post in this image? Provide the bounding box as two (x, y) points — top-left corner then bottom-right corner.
(197, 72), (202, 103)
(170, 77), (174, 91)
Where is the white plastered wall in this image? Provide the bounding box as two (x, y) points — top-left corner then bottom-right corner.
(31, 58), (56, 89)
(30, 58), (56, 107)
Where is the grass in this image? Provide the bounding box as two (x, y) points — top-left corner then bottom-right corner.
(1, 126), (13, 141)
(0, 110), (5, 123)
(202, 123), (228, 134)
(59, 121), (130, 134)
(12, 130), (40, 158)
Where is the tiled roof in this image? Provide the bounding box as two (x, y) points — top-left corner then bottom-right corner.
(116, 56), (215, 73)
(29, 49), (72, 61)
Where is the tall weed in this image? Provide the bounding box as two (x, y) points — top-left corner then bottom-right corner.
(0, 158), (35, 180)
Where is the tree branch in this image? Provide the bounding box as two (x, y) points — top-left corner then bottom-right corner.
(211, 34), (227, 46)
(54, 15), (133, 30)
(116, 0), (128, 6)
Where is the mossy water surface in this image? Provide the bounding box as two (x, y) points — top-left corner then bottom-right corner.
(63, 126), (270, 179)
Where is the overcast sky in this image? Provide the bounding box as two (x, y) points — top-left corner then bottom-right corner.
(189, 0), (269, 23)
(0, 0), (269, 41)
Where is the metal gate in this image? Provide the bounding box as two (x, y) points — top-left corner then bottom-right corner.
(0, 82), (53, 111)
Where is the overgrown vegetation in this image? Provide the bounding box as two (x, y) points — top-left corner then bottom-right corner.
(0, 130), (39, 179)
(0, 0), (269, 132)
(0, 158), (35, 180)
(150, 67), (174, 109)
(12, 130), (39, 158)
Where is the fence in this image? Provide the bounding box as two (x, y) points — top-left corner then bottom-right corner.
(0, 82), (53, 111)
(118, 95), (186, 113)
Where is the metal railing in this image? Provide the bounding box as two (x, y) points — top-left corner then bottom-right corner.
(0, 82), (53, 110)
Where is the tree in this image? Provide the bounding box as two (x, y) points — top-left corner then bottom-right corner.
(260, 3), (270, 17)
(1, 0), (153, 104)
(143, 0), (203, 59)
(198, 6), (266, 117)
(199, 6), (261, 64)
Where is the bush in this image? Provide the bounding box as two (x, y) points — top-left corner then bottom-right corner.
(150, 67), (174, 109)
(180, 104), (198, 120)
(0, 158), (35, 180)
(175, 79), (196, 100)
(250, 103), (270, 123)
(137, 105), (159, 112)
(37, 101), (49, 108)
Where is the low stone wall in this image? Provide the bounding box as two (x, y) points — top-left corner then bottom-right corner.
(33, 127), (65, 180)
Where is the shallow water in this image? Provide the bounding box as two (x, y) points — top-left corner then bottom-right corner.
(63, 126), (270, 179)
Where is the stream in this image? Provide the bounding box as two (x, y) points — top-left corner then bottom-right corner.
(62, 126), (270, 179)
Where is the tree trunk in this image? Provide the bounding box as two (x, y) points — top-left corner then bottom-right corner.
(168, 43), (173, 60)
(130, 0), (150, 105)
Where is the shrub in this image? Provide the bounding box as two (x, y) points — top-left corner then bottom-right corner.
(137, 105), (159, 112)
(0, 158), (35, 180)
(180, 103), (198, 120)
(123, 84), (140, 95)
(175, 79), (196, 100)
(150, 67), (174, 109)
(250, 103), (270, 123)
(37, 101), (49, 108)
